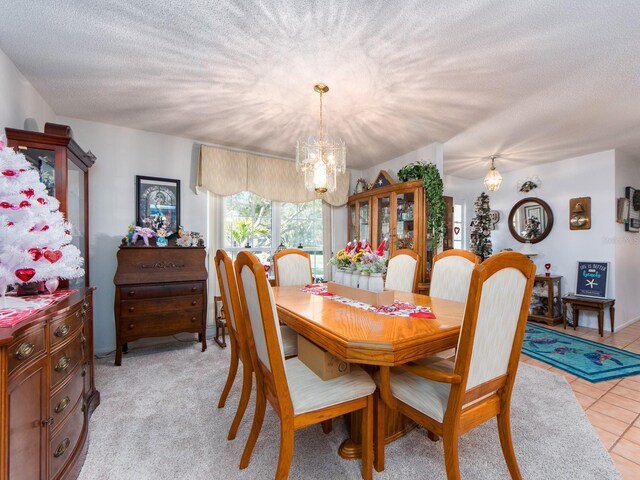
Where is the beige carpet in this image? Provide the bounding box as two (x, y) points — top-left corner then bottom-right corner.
(78, 339), (620, 479)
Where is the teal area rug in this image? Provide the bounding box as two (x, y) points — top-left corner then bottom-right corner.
(523, 324), (640, 383)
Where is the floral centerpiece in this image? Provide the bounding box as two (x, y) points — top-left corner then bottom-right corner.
(330, 239), (388, 288)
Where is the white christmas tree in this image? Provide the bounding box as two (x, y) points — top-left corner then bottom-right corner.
(0, 139), (84, 303)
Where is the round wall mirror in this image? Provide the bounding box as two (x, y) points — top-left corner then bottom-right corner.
(508, 197), (554, 243)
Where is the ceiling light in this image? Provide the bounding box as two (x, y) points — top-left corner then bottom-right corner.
(484, 154), (502, 192)
(296, 83), (346, 194)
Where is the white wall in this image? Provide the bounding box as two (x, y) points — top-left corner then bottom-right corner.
(449, 150), (621, 330)
(614, 151), (640, 329)
(0, 48), (55, 132)
(57, 117), (208, 354)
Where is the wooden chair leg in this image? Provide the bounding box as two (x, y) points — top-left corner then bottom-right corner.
(361, 396), (373, 480)
(240, 385), (266, 469)
(228, 363), (252, 440)
(321, 419), (332, 434)
(218, 344), (239, 408)
(497, 411), (522, 480)
(275, 423), (295, 480)
(442, 431), (461, 480)
(427, 430), (439, 441)
(374, 392), (385, 473)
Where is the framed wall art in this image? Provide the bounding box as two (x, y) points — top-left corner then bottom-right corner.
(575, 261), (609, 298)
(135, 175), (181, 234)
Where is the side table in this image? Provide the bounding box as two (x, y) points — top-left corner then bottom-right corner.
(562, 295), (615, 337)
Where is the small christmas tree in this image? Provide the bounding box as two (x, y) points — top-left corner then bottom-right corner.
(0, 139), (84, 300)
(470, 192), (493, 261)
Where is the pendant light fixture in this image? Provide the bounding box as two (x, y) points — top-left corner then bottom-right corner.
(296, 83), (346, 194)
(484, 154), (502, 192)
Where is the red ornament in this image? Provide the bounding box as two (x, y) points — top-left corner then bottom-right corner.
(64, 230), (70, 235)
(1, 202), (11, 209)
(41, 225), (49, 231)
(44, 250), (62, 263)
(15, 268), (36, 282)
(22, 188), (35, 198)
(7, 221), (14, 226)
(37, 197), (47, 205)
(28, 248), (43, 261)
(19, 201), (31, 208)
(454, 226), (461, 235)
(1, 170), (16, 176)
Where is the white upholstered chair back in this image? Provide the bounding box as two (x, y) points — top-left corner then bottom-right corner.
(239, 264), (286, 373)
(429, 253), (478, 303)
(464, 267), (529, 390)
(217, 257), (237, 332)
(273, 249), (312, 286)
(385, 250), (419, 293)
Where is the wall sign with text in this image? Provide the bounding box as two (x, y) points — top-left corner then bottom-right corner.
(575, 262), (609, 298)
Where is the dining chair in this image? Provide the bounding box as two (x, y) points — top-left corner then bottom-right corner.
(273, 248), (313, 286)
(384, 249), (420, 293)
(429, 249), (480, 303)
(214, 250), (297, 441)
(234, 251), (376, 480)
(376, 252), (536, 479)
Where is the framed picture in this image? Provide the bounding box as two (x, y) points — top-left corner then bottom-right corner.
(523, 204), (545, 230)
(135, 175), (180, 234)
(575, 261), (609, 298)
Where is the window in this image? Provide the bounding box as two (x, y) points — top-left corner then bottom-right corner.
(224, 193), (324, 280)
(453, 203), (463, 250)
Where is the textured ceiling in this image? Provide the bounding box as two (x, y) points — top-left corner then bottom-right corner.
(1, 1), (639, 177)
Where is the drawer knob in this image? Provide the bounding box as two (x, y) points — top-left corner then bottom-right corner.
(191, 286), (197, 292)
(55, 396), (71, 414)
(54, 324), (70, 338)
(53, 438), (71, 458)
(55, 356), (70, 373)
(128, 323), (135, 330)
(191, 316), (197, 322)
(191, 300), (197, 306)
(83, 302), (89, 309)
(15, 342), (35, 360)
(41, 417), (55, 427)
(128, 290), (135, 296)
(128, 306), (135, 312)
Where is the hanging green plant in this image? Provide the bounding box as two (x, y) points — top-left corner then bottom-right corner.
(397, 161), (445, 250)
(633, 189), (640, 211)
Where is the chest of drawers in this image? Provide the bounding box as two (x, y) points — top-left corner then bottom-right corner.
(0, 288), (99, 480)
(113, 246), (208, 365)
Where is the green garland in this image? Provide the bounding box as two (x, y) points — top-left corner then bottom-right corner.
(397, 162), (445, 250)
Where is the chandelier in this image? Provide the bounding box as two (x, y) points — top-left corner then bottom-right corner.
(296, 83), (346, 193)
(484, 154), (502, 192)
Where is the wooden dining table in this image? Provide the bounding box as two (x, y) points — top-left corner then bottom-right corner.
(272, 285), (465, 459)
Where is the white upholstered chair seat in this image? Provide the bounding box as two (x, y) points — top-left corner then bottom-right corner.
(388, 359), (454, 423)
(285, 358), (376, 415)
(280, 325), (298, 357)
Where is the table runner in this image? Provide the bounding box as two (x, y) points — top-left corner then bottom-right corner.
(302, 284), (435, 318)
(0, 289), (77, 327)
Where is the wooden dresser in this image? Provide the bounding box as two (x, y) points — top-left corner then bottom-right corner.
(0, 288), (99, 480)
(113, 246), (208, 366)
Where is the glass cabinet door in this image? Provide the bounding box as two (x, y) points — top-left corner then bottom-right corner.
(67, 160), (86, 288)
(376, 195), (391, 257)
(20, 147), (56, 197)
(348, 203), (357, 243)
(358, 200), (370, 242)
(394, 191), (415, 251)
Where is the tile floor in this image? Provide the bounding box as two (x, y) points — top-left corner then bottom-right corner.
(521, 320), (640, 479)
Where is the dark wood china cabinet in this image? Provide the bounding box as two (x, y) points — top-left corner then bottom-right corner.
(5, 123), (95, 289)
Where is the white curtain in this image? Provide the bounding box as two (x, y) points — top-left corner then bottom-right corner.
(197, 145), (350, 207)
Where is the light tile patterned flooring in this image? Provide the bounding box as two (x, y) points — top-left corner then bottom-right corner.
(521, 320), (640, 479)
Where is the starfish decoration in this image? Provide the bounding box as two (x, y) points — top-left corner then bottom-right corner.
(586, 279), (598, 288)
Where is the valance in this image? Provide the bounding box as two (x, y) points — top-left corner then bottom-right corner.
(197, 145), (350, 206)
